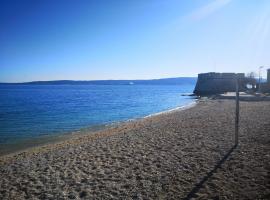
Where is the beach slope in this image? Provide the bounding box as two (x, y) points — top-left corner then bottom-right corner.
(0, 100), (269, 199)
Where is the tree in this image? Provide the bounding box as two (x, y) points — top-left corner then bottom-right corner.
(246, 71), (257, 79)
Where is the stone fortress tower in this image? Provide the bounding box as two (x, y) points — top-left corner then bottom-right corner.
(193, 72), (256, 95)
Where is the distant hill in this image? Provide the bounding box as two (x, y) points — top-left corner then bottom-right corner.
(0, 77), (197, 85)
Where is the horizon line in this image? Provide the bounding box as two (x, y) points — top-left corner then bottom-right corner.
(0, 76), (197, 84)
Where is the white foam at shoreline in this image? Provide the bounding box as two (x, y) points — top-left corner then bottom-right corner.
(143, 101), (197, 119)
(103, 101), (197, 128)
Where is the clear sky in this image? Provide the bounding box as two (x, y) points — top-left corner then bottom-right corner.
(1, 0), (270, 82)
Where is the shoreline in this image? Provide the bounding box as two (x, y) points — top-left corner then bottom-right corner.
(0, 100), (197, 157)
(0, 122), (116, 157)
(143, 101), (197, 118)
(1, 99), (269, 199)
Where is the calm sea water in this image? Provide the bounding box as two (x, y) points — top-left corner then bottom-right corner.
(0, 84), (195, 146)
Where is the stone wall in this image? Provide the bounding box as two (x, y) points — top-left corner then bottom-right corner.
(193, 72), (253, 95)
(261, 83), (270, 93)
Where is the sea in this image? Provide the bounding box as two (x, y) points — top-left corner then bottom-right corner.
(0, 84), (196, 154)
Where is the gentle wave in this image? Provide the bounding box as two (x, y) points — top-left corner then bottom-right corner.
(0, 84), (196, 146)
(144, 101), (197, 118)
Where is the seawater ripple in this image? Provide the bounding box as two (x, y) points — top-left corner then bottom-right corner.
(0, 84), (195, 145)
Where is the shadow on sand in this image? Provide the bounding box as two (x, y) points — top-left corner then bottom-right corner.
(183, 144), (237, 200)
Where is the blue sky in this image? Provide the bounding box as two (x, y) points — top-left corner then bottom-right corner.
(1, 0), (270, 82)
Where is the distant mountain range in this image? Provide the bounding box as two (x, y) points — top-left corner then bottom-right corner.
(0, 77), (197, 85)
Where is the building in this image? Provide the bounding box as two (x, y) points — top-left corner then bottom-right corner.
(260, 69), (270, 93)
(193, 72), (256, 95)
(267, 68), (270, 83)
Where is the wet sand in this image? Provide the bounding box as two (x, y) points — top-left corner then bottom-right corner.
(0, 99), (269, 199)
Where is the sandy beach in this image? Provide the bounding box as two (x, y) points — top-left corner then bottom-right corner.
(0, 99), (269, 199)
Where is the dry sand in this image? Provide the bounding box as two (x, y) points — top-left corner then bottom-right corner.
(0, 99), (269, 199)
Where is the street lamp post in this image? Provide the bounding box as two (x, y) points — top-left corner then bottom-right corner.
(235, 75), (239, 146)
(258, 66), (264, 93)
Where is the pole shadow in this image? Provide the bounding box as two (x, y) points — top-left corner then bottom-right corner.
(183, 144), (237, 200)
